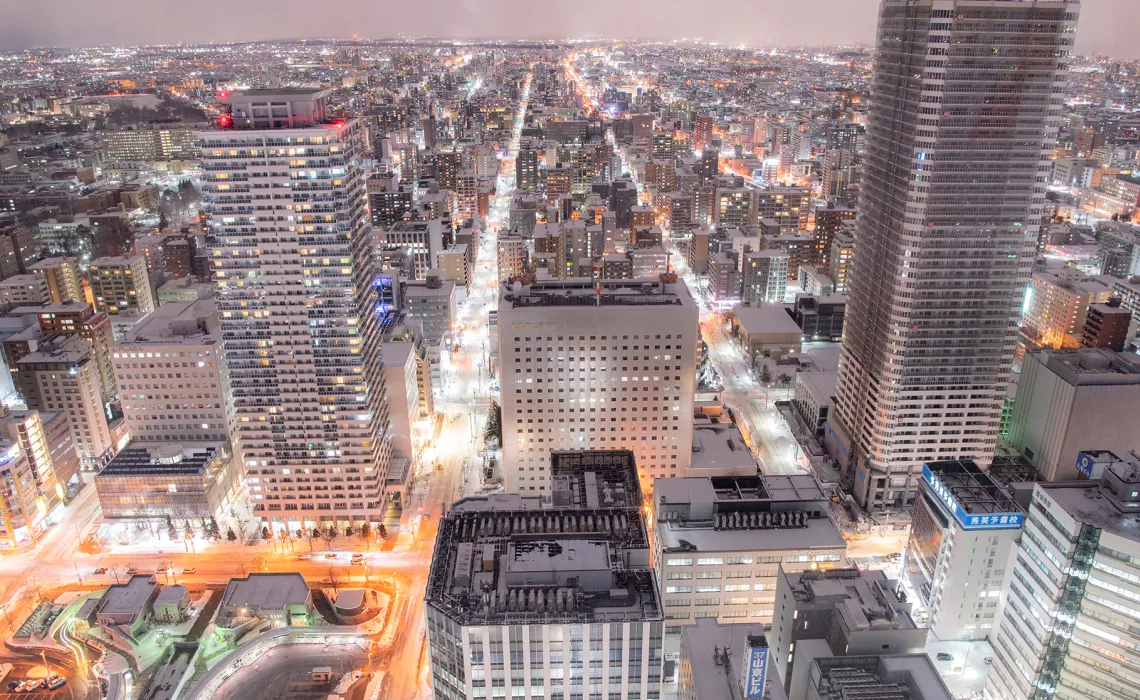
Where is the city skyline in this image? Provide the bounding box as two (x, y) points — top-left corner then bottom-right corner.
(0, 0), (1136, 58)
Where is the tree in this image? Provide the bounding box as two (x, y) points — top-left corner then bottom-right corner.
(261, 525), (271, 541)
(166, 516), (178, 542)
(484, 401), (502, 445)
(226, 527), (238, 542)
(758, 364), (773, 387)
(208, 517), (221, 540)
(328, 567), (342, 596)
(377, 524), (388, 541)
(776, 373), (793, 390)
(360, 523), (373, 551)
(321, 527), (336, 551)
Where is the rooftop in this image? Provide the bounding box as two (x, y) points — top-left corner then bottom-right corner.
(500, 277), (695, 310)
(97, 442), (223, 478)
(922, 461), (1022, 518)
(733, 305), (804, 336)
(809, 654), (952, 700)
(228, 88), (333, 98)
(690, 422), (758, 475)
(221, 573), (311, 611)
(116, 300), (218, 345)
(99, 574), (160, 621)
(1032, 348), (1140, 385)
(782, 568), (917, 632)
(681, 618), (786, 700)
(426, 450), (661, 626)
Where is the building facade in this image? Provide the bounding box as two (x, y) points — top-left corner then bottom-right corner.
(830, 0), (1079, 510)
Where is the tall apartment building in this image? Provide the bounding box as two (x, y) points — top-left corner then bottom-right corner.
(36, 301), (117, 403)
(377, 219), (445, 279)
(754, 187), (810, 233)
(28, 257), (82, 304)
(829, 0), (1079, 510)
(200, 89), (392, 531)
(497, 234), (527, 281)
(653, 475), (847, 635)
(741, 250), (789, 304)
(515, 146), (538, 192)
(425, 451), (664, 700)
(986, 466), (1140, 700)
(497, 277), (697, 493)
(904, 460), (1024, 642)
(828, 227), (854, 296)
(813, 206), (856, 275)
(1081, 299), (1130, 351)
(88, 255), (155, 317)
(17, 335), (113, 469)
(714, 188), (753, 229)
(0, 408), (79, 549)
(112, 300), (226, 444)
(366, 173), (413, 228)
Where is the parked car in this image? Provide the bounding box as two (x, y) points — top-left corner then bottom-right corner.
(6, 681), (20, 692)
(46, 675), (67, 690)
(324, 553), (338, 559)
(936, 653), (954, 662)
(984, 657), (993, 665)
(125, 566), (138, 574)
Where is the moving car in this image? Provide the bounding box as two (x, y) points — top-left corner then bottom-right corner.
(93, 567), (108, 575)
(125, 565), (138, 574)
(351, 554), (364, 564)
(936, 653), (954, 662)
(182, 568), (197, 575)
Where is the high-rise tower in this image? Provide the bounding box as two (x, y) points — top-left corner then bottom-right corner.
(200, 89), (392, 532)
(829, 0), (1079, 510)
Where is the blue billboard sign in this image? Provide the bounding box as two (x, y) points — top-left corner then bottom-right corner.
(1076, 451), (1097, 478)
(740, 646), (768, 699)
(921, 465), (1023, 531)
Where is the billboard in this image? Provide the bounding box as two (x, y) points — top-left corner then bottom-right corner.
(921, 465), (1023, 531)
(740, 645), (768, 699)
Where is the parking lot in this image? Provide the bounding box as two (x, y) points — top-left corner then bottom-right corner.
(0, 690), (62, 700)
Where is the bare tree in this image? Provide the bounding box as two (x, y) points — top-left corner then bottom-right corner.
(321, 526), (336, 551)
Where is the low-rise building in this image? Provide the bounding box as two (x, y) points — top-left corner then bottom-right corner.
(95, 574), (162, 637)
(678, 618), (785, 700)
(153, 585), (190, 623)
(792, 295), (845, 343)
(0, 274), (48, 306)
(792, 372), (838, 439)
(798, 654), (951, 700)
(94, 442), (238, 522)
(731, 305), (803, 364)
(89, 255), (154, 316)
(769, 568), (924, 698)
(219, 572), (313, 624)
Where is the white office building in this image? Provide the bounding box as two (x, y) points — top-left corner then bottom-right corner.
(112, 300), (227, 444)
(425, 451), (665, 700)
(986, 463), (1140, 700)
(653, 475), (846, 637)
(200, 89), (392, 531)
(497, 277), (697, 494)
(903, 460), (1024, 642)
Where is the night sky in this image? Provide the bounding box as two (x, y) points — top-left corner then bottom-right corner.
(0, 0), (1132, 58)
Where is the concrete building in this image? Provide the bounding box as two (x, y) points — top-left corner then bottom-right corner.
(793, 372), (838, 439)
(403, 273), (456, 342)
(201, 90), (392, 532)
(88, 255), (154, 316)
(677, 619), (785, 700)
(1022, 265), (1113, 349)
(100, 125), (198, 164)
(377, 219), (446, 279)
(830, 0), (1079, 510)
(827, 228), (854, 296)
(689, 412), (760, 479)
(741, 250), (789, 305)
(366, 173), (413, 228)
(497, 277), (697, 493)
(0, 274), (48, 306)
(731, 305), (803, 364)
(792, 295), (846, 343)
(653, 475), (846, 633)
(27, 257), (82, 304)
(95, 574), (162, 637)
(219, 572), (313, 623)
(112, 300), (225, 443)
(18, 335), (113, 469)
(986, 467), (1140, 700)
(497, 234), (527, 281)
(436, 244), (470, 288)
(1007, 349), (1140, 481)
(797, 267), (834, 298)
(381, 341), (420, 462)
(34, 301), (117, 403)
(903, 461), (1024, 641)
(1081, 299), (1130, 351)
(94, 442), (238, 522)
(425, 451), (664, 700)
(769, 568), (923, 698)
(0, 408), (79, 548)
